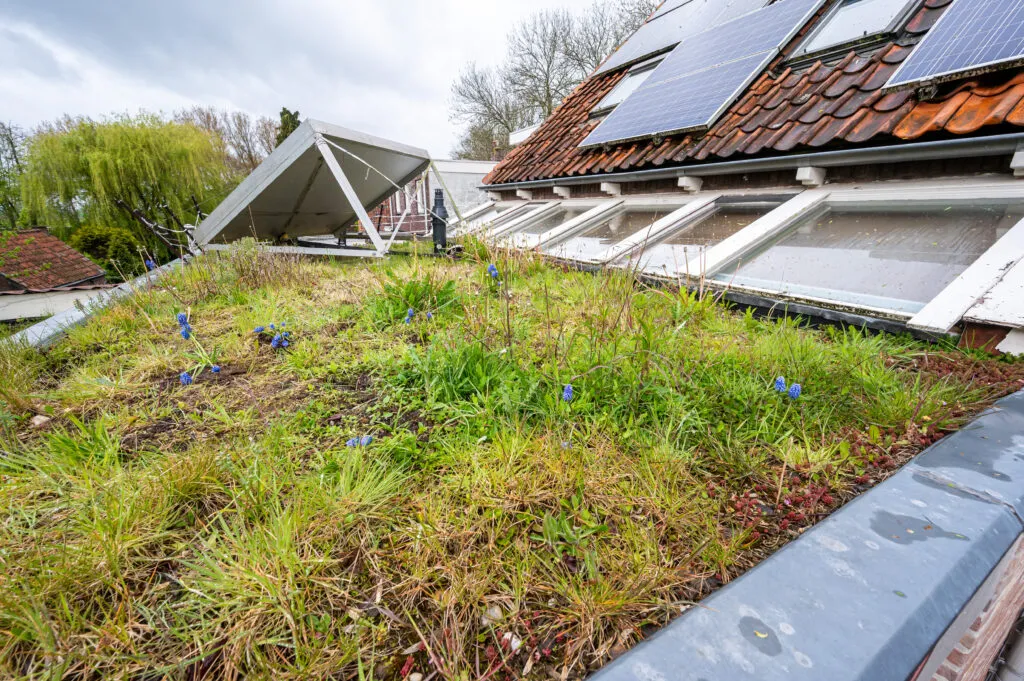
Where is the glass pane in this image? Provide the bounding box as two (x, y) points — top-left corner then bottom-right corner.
(489, 202), (546, 228)
(512, 206), (596, 236)
(801, 0), (908, 53)
(713, 203), (1024, 314)
(544, 206), (679, 261)
(594, 64), (659, 112)
(628, 203), (776, 273)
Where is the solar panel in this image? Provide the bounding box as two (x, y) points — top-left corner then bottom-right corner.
(887, 0), (1024, 89)
(596, 0), (769, 75)
(584, 0), (825, 146)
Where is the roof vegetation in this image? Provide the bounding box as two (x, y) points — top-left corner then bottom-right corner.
(1, 240), (1022, 679)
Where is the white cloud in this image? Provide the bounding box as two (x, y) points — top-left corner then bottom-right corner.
(0, 0), (596, 158)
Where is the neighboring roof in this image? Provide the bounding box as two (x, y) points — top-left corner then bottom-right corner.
(485, 0), (1024, 186)
(195, 119), (431, 245)
(0, 229), (105, 290)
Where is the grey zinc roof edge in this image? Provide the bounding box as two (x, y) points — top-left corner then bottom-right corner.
(6, 260), (182, 350)
(589, 389), (1024, 681)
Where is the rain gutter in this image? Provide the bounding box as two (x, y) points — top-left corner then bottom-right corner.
(482, 132), (1024, 190)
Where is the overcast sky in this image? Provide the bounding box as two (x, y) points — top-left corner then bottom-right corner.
(0, 0), (596, 158)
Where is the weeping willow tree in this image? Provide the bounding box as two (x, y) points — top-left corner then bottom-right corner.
(21, 113), (239, 255)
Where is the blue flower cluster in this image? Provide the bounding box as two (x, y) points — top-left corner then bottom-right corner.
(254, 322), (291, 349)
(180, 372), (193, 386)
(176, 312), (192, 340)
(774, 376), (802, 400)
(211, 365), (221, 374)
(404, 308), (415, 325)
(145, 259), (157, 271)
(562, 384), (574, 403)
(346, 435), (374, 447)
(487, 263), (499, 279)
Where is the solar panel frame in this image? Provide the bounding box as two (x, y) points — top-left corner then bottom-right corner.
(583, 0), (827, 147)
(886, 0), (1024, 89)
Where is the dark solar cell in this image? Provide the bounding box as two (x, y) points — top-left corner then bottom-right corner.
(888, 0), (1024, 88)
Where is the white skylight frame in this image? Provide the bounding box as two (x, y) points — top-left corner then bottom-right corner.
(592, 57), (664, 117)
(481, 201), (559, 239)
(690, 179), (1024, 322)
(793, 0), (919, 59)
(502, 200), (623, 249)
(542, 196), (704, 265)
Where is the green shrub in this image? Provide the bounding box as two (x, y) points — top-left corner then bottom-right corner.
(69, 225), (144, 279)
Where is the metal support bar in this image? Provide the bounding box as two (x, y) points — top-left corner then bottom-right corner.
(314, 135), (387, 254)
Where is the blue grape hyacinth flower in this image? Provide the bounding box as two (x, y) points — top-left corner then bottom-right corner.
(176, 312), (188, 327)
(360, 435), (374, 447)
(179, 372), (193, 386)
(774, 376), (787, 393)
(426, 312), (433, 320)
(180, 328), (191, 340)
(562, 384), (574, 403)
(788, 383), (802, 400)
(487, 263), (499, 279)
(211, 365), (221, 374)
(254, 326), (265, 334)
(404, 308), (415, 324)
(271, 334), (283, 348)
(346, 438), (359, 448)
(145, 259), (156, 271)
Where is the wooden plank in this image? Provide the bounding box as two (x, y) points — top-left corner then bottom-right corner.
(964, 258), (1024, 327)
(909, 215), (1024, 334)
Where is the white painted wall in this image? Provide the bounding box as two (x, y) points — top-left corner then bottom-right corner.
(0, 289), (108, 322)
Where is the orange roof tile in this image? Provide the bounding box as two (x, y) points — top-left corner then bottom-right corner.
(0, 229), (105, 290)
(485, 0), (1024, 186)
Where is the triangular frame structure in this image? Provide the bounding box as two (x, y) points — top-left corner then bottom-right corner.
(194, 119), (431, 257)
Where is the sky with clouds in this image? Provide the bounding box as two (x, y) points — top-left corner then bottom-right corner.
(0, 0), (597, 158)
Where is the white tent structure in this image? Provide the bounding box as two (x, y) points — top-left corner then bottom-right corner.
(195, 119), (431, 257)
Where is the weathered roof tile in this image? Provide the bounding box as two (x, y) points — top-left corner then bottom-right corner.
(0, 229), (105, 290)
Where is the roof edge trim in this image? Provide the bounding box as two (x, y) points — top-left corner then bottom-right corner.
(483, 132), (1024, 190)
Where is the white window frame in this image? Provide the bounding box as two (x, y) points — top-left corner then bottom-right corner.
(607, 193), (798, 274)
(485, 201), (560, 239)
(591, 57), (664, 117)
(542, 196), (701, 265)
(792, 0), (919, 61)
(692, 178), (1024, 323)
(504, 200), (623, 249)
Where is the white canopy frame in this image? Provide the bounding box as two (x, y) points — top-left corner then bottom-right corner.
(194, 119), (431, 258)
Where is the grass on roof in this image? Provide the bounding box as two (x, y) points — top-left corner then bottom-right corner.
(1, 238), (1022, 680)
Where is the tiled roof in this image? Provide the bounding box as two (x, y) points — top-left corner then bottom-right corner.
(485, 0), (1024, 186)
(0, 229), (105, 290)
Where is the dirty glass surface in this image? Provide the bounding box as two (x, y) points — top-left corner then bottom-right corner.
(712, 203), (1024, 314)
(798, 0), (910, 54)
(487, 202), (546, 229)
(511, 206), (597, 236)
(626, 203), (776, 273)
(543, 206), (678, 261)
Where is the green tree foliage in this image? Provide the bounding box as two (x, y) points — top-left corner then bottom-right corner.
(69, 224), (145, 280)
(0, 123), (25, 231)
(275, 108), (301, 147)
(20, 114), (238, 250)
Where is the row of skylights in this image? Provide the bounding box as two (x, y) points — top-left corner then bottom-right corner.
(458, 179), (1024, 326)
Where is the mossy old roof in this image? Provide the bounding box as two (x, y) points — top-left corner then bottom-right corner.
(484, 0), (1024, 186)
(0, 228), (104, 290)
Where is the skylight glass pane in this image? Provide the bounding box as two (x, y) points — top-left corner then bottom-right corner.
(799, 0), (909, 54)
(544, 206), (680, 261)
(489, 202), (546, 228)
(512, 206), (596, 236)
(712, 203), (1024, 314)
(594, 64), (660, 113)
(625, 203), (776, 272)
